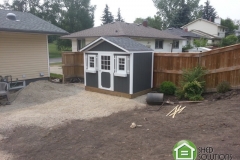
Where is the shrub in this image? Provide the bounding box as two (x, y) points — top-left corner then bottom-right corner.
(176, 66), (207, 101)
(159, 81), (176, 95)
(182, 44), (193, 52)
(193, 38), (208, 47)
(221, 35), (238, 47)
(217, 81), (231, 93)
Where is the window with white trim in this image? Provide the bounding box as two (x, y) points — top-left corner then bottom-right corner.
(114, 56), (127, 76)
(87, 55), (96, 72)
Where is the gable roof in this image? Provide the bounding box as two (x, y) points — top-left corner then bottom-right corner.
(163, 28), (201, 38)
(80, 37), (153, 52)
(190, 30), (221, 39)
(181, 18), (228, 29)
(0, 9), (68, 35)
(62, 22), (185, 40)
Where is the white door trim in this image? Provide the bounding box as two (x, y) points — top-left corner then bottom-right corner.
(98, 53), (114, 91)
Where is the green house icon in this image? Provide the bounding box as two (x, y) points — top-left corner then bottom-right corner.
(174, 142), (196, 160)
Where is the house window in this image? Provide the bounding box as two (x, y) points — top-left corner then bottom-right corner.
(77, 39), (85, 50)
(87, 55), (96, 72)
(155, 39), (163, 49)
(114, 56), (127, 77)
(101, 56), (110, 70)
(173, 40), (179, 49)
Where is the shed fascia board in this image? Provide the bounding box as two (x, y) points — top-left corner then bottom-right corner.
(80, 37), (104, 52)
(0, 28), (69, 35)
(80, 37), (129, 53)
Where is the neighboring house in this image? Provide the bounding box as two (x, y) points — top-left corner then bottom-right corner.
(0, 9), (68, 88)
(181, 18), (227, 44)
(61, 21), (185, 53)
(235, 26), (240, 36)
(162, 28), (200, 47)
(80, 36), (154, 98)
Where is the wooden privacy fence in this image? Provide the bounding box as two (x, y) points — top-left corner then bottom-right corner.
(154, 43), (240, 91)
(62, 52), (84, 81)
(62, 44), (240, 91)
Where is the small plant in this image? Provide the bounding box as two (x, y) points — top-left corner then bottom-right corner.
(182, 44), (193, 52)
(176, 66), (207, 101)
(159, 81), (176, 95)
(217, 81), (231, 93)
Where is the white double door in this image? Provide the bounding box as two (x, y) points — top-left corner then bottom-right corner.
(98, 53), (114, 91)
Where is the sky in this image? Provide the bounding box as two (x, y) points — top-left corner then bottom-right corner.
(91, 0), (240, 27)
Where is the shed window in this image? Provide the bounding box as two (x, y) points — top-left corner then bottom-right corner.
(155, 39), (163, 49)
(86, 55), (96, 73)
(173, 40), (179, 49)
(114, 56), (127, 77)
(101, 56), (110, 70)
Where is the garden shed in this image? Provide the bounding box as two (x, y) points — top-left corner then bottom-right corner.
(80, 37), (154, 98)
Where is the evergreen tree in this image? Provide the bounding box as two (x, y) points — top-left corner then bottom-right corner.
(202, 0), (217, 22)
(170, 0), (191, 28)
(101, 4), (114, 24)
(115, 8), (124, 22)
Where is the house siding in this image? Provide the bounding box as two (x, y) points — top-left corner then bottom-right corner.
(132, 38), (183, 53)
(72, 38), (183, 53)
(86, 72), (98, 88)
(133, 52), (152, 93)
(185, 20), (219, 37)
(114, 75), (130, 93)
(0, 32), (49, 81)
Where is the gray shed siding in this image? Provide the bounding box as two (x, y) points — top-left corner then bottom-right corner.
(86, 72), (98, 88)
(114, 75), (130, 93)
(101, 72), (111, 88)
(133, 52), (152, 93)
(89, 41), (124, 52)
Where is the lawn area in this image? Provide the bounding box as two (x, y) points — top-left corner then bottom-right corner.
(49, 43), (61, 58)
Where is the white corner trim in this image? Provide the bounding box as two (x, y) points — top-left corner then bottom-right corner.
(46, 35), (50, 77)
(129, 52), (134, 94)
(151, 52), (154, 88)
(84, 52), (86, 86)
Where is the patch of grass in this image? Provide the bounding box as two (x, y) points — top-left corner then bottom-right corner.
(49, 43), (61, 58)
(50, 73), (63, 79)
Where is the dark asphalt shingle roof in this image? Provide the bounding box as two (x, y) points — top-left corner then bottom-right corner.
(103, 37), (153, 52)
(163, 28), (201, 38)
(62, 22), (185, 40)
(0, 9), (68, 35)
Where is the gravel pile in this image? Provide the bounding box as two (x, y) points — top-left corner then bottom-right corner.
(0, 81), (146, 131)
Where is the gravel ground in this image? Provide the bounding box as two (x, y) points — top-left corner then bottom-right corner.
(0, 81), (146, 131)
(0, 81), (146, 160)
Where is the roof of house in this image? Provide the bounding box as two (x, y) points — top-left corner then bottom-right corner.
(0, 9), (68, 35)
(62, 22), (185, 40)
(80, 36), (153, 52)
(190, 30), (221, 39)
(163, 28), (201, 38)
(181, 18), (228, 29)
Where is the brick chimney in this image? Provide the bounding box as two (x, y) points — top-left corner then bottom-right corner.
(142, 20), (148, 27)
(184, 28), (188, 32)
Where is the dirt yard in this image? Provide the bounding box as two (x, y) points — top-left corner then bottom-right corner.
(0, 81), (240, 160)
